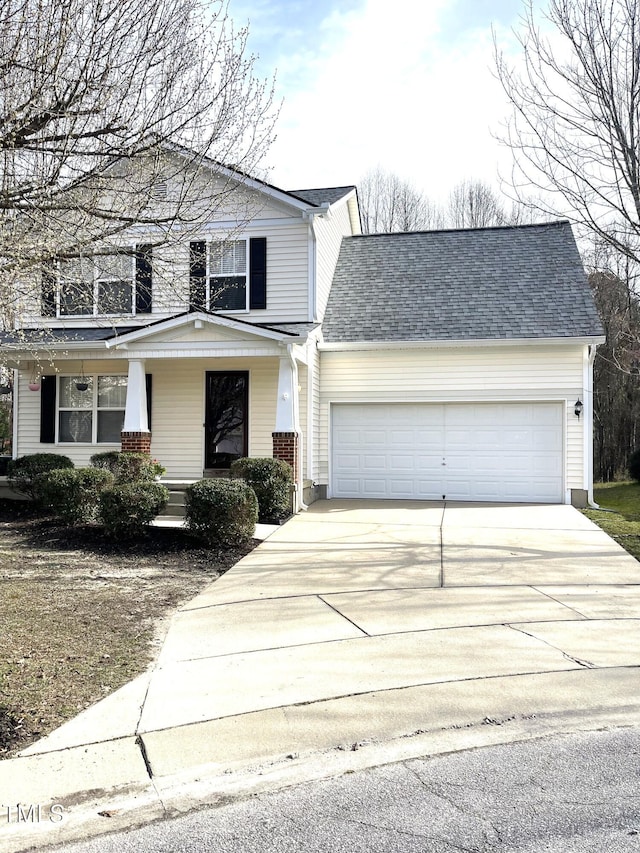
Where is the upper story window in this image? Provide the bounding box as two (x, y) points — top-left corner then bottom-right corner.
(42, 246), (153, 318)
(210, 240), (247, 311)
(190, 237), (266, 313)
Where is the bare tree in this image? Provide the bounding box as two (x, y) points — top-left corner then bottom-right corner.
(446, 180), (509, 228)
(495, 0), (640, 263)
(590, 266), (640, 479)
(358, 167), (441, 234)
(0, 0), (277, 326)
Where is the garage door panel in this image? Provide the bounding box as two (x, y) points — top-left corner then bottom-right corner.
(389, 454), (417, 471)
(332, 403), (564, 503)
(415, 453), (444, 472)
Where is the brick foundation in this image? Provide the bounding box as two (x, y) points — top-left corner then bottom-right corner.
(121, 431), (152, 454)
(272, 431), (299, 482)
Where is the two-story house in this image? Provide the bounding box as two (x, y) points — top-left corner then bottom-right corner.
(2, 156), (605, 509)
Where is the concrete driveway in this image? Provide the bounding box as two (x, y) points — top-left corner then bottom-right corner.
(4, 500), (640, 852)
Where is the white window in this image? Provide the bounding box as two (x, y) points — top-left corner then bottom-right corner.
(209, 239), (248, 311)
(59, 257), (94, 317)
(58, 375), (127, 443)
(96, 254), (134, 314)
(57, 253), (135, 317)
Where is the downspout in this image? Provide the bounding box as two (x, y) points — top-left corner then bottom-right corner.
(307, 219), (318, 323)
(11, 368), (18, 459)
(586, 344), (599, 508)
(306, 339), (314, 483)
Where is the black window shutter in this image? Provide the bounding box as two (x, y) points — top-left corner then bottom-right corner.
(40, 375), (56, 443)
(41, 262), (56, 317)
(249, 237), (267, 309)
(145, 374), (152, 431)
(135, 244), (153, 314)
(189, 241), (207, 311)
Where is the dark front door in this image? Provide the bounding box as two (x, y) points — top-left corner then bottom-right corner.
(204, 371), (248, 469)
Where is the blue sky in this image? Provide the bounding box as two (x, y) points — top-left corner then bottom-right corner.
(226, 0), (539, 203)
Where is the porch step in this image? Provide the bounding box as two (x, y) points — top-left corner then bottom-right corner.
(158, 483), (192, 518)
(156, 477), (231, 518)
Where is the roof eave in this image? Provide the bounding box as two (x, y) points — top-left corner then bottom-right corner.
(319, 335), (607, 351)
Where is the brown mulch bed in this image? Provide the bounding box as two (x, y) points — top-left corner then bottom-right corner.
(0, 500), (255, 757)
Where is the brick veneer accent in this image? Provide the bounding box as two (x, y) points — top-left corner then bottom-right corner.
(272, 431), (298, 482)
(121, 431), (152, 454)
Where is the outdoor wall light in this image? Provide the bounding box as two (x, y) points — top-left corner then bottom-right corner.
(574, 399), (583, 418)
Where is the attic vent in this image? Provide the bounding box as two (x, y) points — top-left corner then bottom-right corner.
(152, 180), (168, 200)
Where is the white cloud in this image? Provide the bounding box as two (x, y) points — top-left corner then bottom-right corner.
(234, 0), (536, 202)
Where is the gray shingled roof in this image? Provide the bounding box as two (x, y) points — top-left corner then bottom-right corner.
(0, 327), (139, 345)
(322, 221), (604, 343)
(0, 318), (318, 347)
(288, 186), (355, 207)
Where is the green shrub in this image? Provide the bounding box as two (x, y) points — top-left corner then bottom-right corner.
(629, 449), (640, 482)
(36, 467), (114, 523)
(99, 482), (169, 538)
(90, 451), (161, 483)
(185, 479), (257, 546)
(229, 457), (292, 522)
(89, 451), (121, 475)
(8, 453), (74, 500)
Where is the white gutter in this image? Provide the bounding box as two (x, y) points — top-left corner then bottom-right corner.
(320, 336), (607, 351)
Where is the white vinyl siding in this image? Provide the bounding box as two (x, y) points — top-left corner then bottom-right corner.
(15, 362), (127, 465)
(313, 201), (355, 321)
(151, 223), (309, 323)
(319, 344), (588, 500)
(15, 357), (281, 479)
(144, 358), (279, 479)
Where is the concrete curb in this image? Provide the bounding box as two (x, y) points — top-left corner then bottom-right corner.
(1, 666), (639, 853)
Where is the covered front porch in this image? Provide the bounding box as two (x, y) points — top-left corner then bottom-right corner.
(9, 312), (319, 510)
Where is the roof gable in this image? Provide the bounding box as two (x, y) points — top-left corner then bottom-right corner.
(103, 312), (302, 348)
(322, 221), (604, 344)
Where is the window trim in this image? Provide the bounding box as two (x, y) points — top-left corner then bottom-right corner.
(56, 374), (127, 444)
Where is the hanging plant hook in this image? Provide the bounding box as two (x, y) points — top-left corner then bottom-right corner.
(75, 362), (89, 392)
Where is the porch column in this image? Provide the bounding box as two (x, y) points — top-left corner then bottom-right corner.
(121, 359), (151, 454)
(273, 353), (299, 482)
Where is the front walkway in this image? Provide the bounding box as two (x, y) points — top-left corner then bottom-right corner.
(3, 500), (640, 852)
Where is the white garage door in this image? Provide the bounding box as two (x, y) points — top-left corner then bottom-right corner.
(331, 403), (564, 503)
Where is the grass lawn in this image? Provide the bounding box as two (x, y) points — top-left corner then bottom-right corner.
(585, 481), (640, 561)
(0, 500), (254, 758)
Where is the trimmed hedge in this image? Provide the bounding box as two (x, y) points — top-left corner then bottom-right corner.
(99, 482), (169, 538)
(230, 457), (292, 522)
(7, 453), (75, 500)
(185, 479), (257, 546)
(36, 467), (114, 523)
(90, 451), (157, 483)
(89, 451), (120, 475)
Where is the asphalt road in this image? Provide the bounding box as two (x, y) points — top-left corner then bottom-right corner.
(53, 727), (640, 852)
